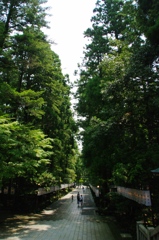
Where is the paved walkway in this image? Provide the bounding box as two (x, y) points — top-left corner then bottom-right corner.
(0, 187), (116, 240)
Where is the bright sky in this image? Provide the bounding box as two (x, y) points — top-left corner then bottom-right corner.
(44, 0), (96, 82)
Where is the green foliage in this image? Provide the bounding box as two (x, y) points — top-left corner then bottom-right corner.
(0, 0), (79, 194)
(0, 116), (53, 186)
(76, 0), (159, 189)
(137, 0), (159, 46)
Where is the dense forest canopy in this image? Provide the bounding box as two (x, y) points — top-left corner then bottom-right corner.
(0, 0), (82, 195)
(75, 0), (159, 189)
(1, 0), (159, 198)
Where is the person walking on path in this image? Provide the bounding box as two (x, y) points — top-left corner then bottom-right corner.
(80, 194), (83, 207)
(77, 192), (80, 207)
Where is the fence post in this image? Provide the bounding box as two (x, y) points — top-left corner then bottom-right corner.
(136, 221), (143, 240)
(147, 227), (154, 240)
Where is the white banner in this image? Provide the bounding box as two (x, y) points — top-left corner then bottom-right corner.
(117, 186), (151, 206)
(90, 184), (100, 197)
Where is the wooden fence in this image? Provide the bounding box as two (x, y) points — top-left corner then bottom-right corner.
(37, 183), (74, 196)
(137, 221), (159, 240)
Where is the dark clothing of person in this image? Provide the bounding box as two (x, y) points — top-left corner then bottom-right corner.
(77, 192), (80, 205)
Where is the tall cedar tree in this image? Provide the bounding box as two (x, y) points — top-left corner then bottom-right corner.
(76, 0), (159, 188)
(0, 0), (78, 195)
